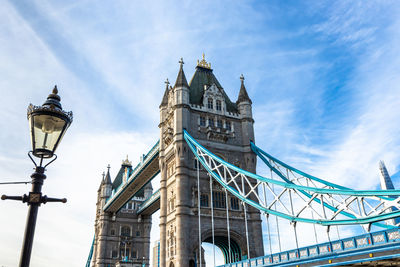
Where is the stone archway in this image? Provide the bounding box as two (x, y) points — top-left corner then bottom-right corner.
(204, 236), (242, 263)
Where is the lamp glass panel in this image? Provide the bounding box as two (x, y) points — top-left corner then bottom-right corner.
(30, 114), (66, 157)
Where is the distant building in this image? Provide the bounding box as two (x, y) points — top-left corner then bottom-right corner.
(152, 241), (160, 267)
(379, 160), (400, 226)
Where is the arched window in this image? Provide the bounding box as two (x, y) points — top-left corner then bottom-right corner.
(216, 100), (221, 111)
(208, 117), (214, 127)
(199, 116), (206, 126)
(231, 197), (239, 210)
(208, 98), (213, 109)
(225, 121), (231, 131)
(213, 191), (226, 209)
(121, 226), (131, 237)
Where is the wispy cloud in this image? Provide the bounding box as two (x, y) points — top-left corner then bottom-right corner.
(1, 1), (400, 266)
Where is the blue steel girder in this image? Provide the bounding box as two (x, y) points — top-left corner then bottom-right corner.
(183, 130), (400, 226)
(103, 141), (160, 213)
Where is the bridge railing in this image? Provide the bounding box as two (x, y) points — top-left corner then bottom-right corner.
(218, 228), (400, 267)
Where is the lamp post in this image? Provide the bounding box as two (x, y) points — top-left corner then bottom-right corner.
(1, 86), (73, 267)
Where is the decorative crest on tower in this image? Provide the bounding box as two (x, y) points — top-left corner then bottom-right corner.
(197, 53), (211, 69)
(122, 155), (132, 166)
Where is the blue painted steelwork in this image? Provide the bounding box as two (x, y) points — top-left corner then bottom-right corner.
(103, 140), (160, 212)
(183, 130), (400, 225)
(137, 189), (160, 214)
(251, 141), (393, 229)
(217, 228), (400, 267)
(85, 236), (95, 267)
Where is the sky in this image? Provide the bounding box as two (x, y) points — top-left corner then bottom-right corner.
(0, 0), (400, 266)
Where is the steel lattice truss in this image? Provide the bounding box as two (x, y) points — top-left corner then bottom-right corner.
(184, 130), (400, 228)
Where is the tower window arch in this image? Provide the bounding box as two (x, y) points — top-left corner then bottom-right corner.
(208, 98), (213, 109)
(217, 119), (223, 128)
(121, 226), (131, 237)
(225, 121), (231, 131)
(216, 100), (222, 111)
(208, 117), (214, 127)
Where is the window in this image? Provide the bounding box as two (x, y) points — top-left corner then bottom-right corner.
(120, 247), (130, 260)
(216, 100), (222, 111)
(200, 116), (206, 126)
(121, 226), (131, 237)
(231, 197), (239, 210)
(226, 121), (231, 131)
(111, 229), (116, 236)
(136, 231), (141, 237)
(217, 119), (223, 128)
(131, 250), (137, 259)
(112, 249), (118, 258)
(208, 118), (214, 127)
(208, 98), (213, 109)
(212, 191), (226, 209)
(200, 194), (209, 207)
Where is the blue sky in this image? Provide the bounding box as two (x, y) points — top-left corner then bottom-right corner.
(0, 1), (400, 266)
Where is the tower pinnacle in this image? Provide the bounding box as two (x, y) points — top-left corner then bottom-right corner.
(105, 164), (112, 184)
(160, 78), (170, 107)
(237, 74), (252, 104)
(174, 58), (189, 88)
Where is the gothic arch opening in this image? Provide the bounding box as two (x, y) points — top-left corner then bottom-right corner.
(203, 236), (242, 263)
(169, 262), (174, 267)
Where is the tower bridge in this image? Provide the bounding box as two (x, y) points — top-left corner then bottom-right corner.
(88, 56), (400, 267)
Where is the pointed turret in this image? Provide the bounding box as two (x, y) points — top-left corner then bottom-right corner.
(174, 58), (189, 88)
(105, 164), (112, 185)
(160, 78), (170, 107)
(98, 171), (106, 192)
(236, 74), (252, 105)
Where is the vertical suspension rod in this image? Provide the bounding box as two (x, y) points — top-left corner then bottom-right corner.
(289, 189), (299, 249)
(307, 179), (318, 244)
(197, 159), (202, 267)
(209, 174), (215, 267)
(271, 167), (282, 253)
(262, 182), (273, 255)
(241, 175), (250, 260)
(225, 188), (231, 263)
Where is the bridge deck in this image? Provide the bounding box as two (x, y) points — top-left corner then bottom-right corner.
(219, 228), (400, 267)
(103, 141), (160, 213)
(137, 189), (160, 215)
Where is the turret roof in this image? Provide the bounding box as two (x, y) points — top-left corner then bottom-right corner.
(104, 165), (112, 184)
(188, 58), (237, 112)
(160, 79), (170, 107)
(174, 58), (189, 88)
(236, 74), (252, 104)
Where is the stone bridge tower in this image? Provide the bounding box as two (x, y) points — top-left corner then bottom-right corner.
(159, 56), (264, 267)
(91, 160), (153, 267)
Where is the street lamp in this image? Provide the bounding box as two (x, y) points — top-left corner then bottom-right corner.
(1, 86), (73, 267)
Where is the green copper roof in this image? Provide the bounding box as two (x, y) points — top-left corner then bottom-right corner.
(188, 66), (238, 113)
(112, 166), (131, 190)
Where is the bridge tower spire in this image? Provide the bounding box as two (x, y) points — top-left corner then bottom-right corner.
(159, 56), (263, 266)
